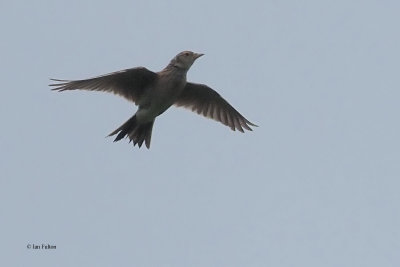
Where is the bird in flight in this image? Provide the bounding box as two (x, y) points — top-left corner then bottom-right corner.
(50, 51), (257, 149)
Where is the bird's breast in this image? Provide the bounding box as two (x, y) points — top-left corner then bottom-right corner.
(154, 72), (186, 102)
(136, 72), (187, 123)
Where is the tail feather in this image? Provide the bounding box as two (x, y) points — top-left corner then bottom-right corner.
(108, 115), (154, 149)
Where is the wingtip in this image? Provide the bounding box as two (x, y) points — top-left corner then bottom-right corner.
(247, 120), (259, 128)
(50, 78), (69, 82)
(49, 78), (69, 91)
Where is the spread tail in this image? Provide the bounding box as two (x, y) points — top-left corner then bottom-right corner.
(108, 115), (154, 149)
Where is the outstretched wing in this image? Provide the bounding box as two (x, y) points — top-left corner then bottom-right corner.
(174, 82), (257, 132)
(50, 67), (157, 104)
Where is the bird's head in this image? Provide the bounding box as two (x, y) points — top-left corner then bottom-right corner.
(170, 51), (204, 70)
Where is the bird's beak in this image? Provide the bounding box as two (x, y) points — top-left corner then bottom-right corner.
(194, 53), (204, 59)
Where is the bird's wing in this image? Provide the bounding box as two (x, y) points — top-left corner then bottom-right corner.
(50, 67), (157, 104)
(174, 82), (257, 132)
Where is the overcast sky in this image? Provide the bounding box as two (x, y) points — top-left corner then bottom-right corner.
(1, 1), (399, 266)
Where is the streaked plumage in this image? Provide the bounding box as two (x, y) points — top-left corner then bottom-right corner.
(50, 51), (257, 149)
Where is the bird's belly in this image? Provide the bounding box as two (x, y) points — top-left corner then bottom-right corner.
(136, 98), (177, 122)
(136, 106), (163, 122)
(136, 87), (184, 123)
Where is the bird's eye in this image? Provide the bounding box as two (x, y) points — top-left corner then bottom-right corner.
(184, 52), (190, 56)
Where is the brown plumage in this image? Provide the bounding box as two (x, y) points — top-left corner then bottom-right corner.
(50, 51), (257, 149)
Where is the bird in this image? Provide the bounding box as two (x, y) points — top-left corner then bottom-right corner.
(50, 51), (257, 149)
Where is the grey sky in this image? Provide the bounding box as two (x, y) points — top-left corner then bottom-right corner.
(1, 1), (399, 266)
